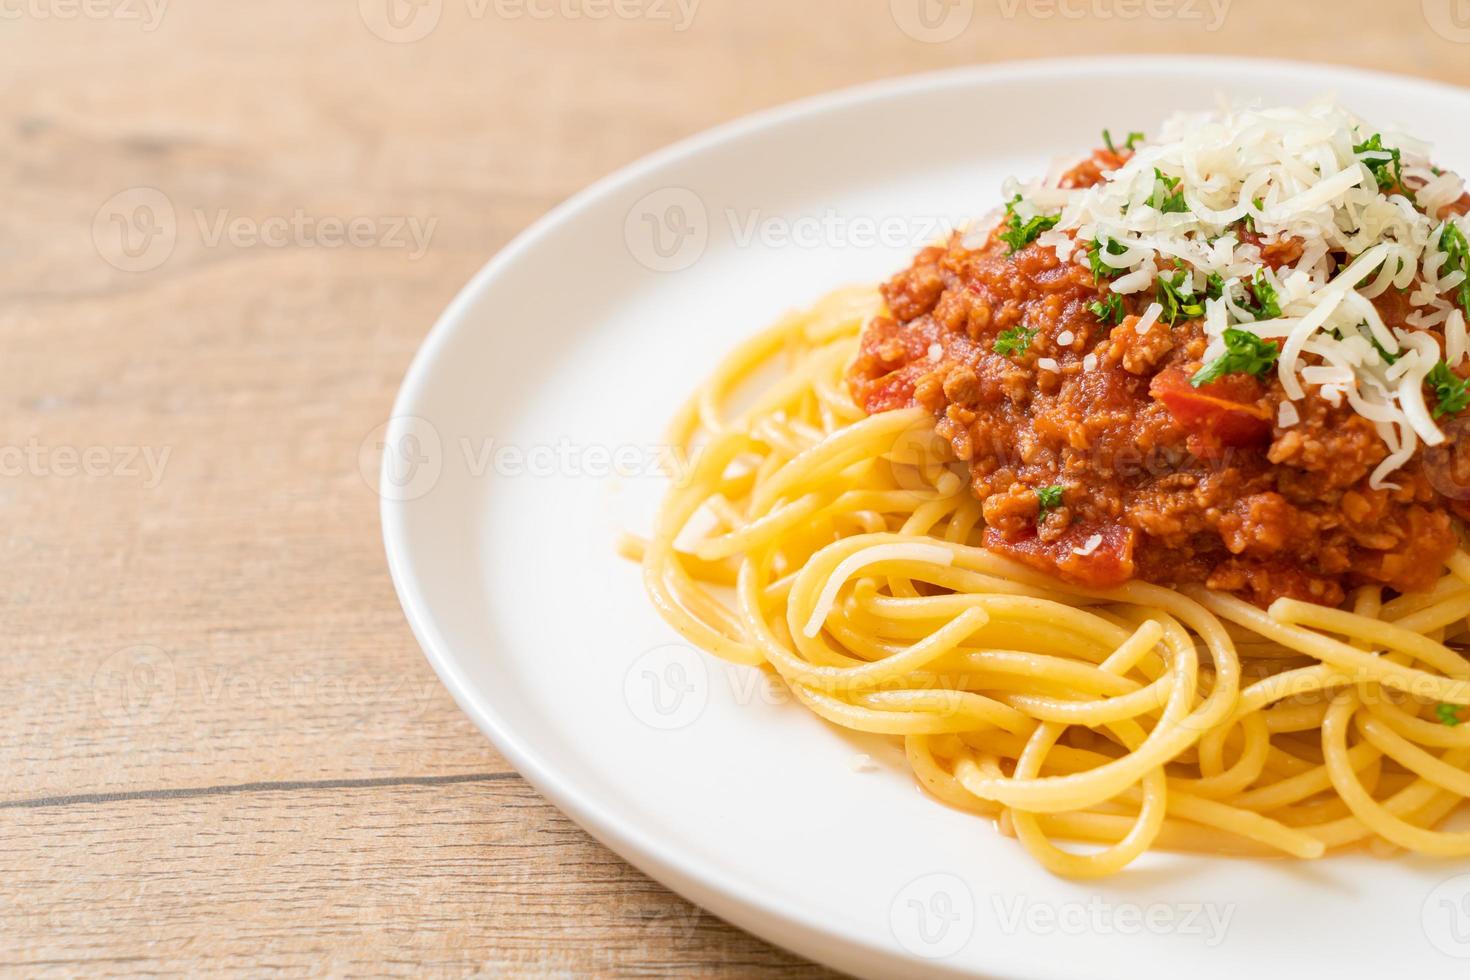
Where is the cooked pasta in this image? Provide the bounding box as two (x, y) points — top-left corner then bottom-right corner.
(623, 287), (1470, 877)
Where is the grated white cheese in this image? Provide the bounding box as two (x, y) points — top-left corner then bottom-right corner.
(1110, 262), (1157, 295)
(1005, 102), (1470, 487)
(1038, 357), (1060, 373)
(1448, 310), (1468, 368)
(1057, 330), (1075, 346)
(1082, 353), (1098, 372)
(1396, 333), (1447, 446)
(1072, 534), (1104, 557)
(928, 343), (943, 362)
(1301, 365), (1355, 386)
(1135, 303), (1164, 335)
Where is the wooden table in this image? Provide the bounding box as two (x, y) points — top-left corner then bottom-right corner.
(5, 1), (1469, 974)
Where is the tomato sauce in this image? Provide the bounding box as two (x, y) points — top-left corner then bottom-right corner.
(848, 155), (1464, 607)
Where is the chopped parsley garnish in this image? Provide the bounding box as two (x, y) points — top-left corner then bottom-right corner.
(993, 325), (1037, 357)
(999, 195), (1061, 254)
(1088, 293), (1126, 325)
(1150, 169), (1190, 214)
(1205, 272), (1228, 302)
(1242, 268), (1282, 320)
(1436, 703), (1464, 727)
(1428, 361), (1470, 419)
(1191, 329), (1281, 387)
(1156, 270), (1205, 325)
(1241, 197), (1264, 234)
(1103, 129), (1145, 154)
(1440, 220), (1470, 318)
(1035, 485), (1066, 522)
(1086, 238), (1129, 282)
(1353, 133), (1411, 198)
(1368, 331), (1399, 366)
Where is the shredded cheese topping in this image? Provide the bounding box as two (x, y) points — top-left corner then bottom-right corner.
(1010, 101), (1470, 487)
(1072, 534), (1104, 557)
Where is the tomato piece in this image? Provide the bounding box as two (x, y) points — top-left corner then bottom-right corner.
(983, 523), (1136, 589)
(1150, 368), (1272, 458)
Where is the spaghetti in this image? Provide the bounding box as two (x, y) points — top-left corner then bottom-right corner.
(624, 286), (1470, 877)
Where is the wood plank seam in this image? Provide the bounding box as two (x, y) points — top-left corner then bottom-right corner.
(0, 772), (519, 811)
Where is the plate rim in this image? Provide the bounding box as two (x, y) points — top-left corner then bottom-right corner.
(380, 55), (1470, 979)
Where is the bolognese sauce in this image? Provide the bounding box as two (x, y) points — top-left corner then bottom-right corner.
(849, 145), (1470, 607)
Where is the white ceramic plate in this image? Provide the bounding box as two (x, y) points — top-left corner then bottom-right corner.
(382, 58), (1470, 979)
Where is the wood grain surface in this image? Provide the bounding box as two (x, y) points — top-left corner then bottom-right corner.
(4, 1), (1470, 975)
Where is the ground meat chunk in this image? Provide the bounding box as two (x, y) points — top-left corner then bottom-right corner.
(1267, 392), (1385, 488)
(1106, 317), (1175, 375)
